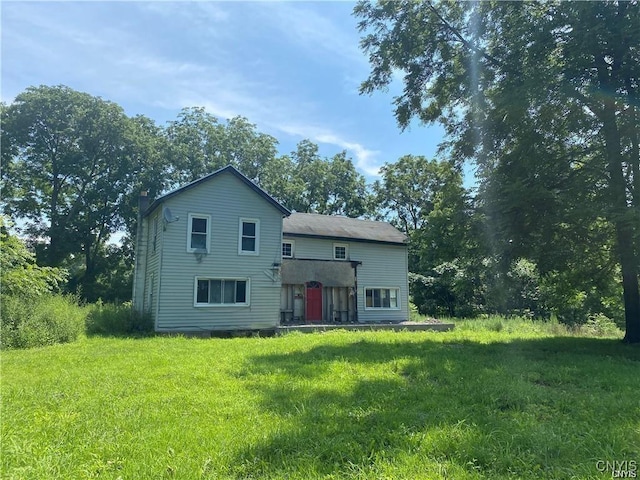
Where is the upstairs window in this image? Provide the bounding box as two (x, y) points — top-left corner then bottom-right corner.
(282, 240), (294, 258)
(239, 218), (260, 255)
(333, 243), (348, 260)
(187, 214), (210, 252)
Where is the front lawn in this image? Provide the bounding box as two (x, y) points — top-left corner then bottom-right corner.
(2, 322), (639, 479)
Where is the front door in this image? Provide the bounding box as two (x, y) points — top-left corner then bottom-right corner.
(306, 281), (323, 322)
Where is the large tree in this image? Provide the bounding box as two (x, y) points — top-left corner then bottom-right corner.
(1, 85), (165, 293)
(355, 1), (640, 342)
(165, 107), (279, 185)
(261, 139), (373, 217)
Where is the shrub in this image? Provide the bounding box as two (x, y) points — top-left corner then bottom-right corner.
(85, 300), (153, 336)
(581, 313), (622, 338)
(1, 294), (86, 349)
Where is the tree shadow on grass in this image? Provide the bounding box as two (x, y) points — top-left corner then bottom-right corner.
(229, 336), (639, 479)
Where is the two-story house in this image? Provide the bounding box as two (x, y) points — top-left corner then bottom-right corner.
(132, 166), (290, 332)
(132, 166), (409, 333)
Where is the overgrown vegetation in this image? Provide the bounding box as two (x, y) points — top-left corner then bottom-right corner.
(1, 223), (151, 348)
(2, 325), (637, 479)
(85, 300), (153, 336)
(1, 293), (86, 349)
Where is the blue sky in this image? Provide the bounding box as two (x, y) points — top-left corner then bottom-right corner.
(2, 1), (449, 182)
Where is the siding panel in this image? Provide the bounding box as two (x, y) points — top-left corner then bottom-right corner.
(154, 172), (284, 331)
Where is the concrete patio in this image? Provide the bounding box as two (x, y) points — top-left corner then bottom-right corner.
(277, 321), (455, 334)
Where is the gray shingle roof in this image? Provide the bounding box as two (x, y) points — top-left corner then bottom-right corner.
(283, 213), (406, 245)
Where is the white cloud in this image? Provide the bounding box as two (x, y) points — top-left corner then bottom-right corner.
(2, 1), (382, 179)
(278, 123), (382, 177)
(258, 3), (366, 67)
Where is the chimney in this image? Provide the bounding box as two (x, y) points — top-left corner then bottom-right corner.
(138, 191), (149, 217)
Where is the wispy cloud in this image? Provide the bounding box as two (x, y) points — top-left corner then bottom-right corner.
(2, 1), (382, 179)
(278, 123), (382, 177)
(257, 3), (366, 67)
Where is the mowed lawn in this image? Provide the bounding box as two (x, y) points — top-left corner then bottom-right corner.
(2, 321), (639, 479)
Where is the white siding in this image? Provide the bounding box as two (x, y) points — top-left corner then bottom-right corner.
(352, 242), (409, 323)
(155, 173), (284, 331)
(289, 236), (340, 261)
(285, 235), (409, 323)
(143, 213), (162, 325)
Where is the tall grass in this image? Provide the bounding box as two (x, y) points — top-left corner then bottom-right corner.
(85, 300), (153, 336)
(0, 294), (86, 349)
(2, 296), (153, 349)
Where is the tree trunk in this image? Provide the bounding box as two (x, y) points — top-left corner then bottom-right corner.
(602, 101), (640, 343)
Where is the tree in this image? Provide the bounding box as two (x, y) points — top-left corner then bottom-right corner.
(355, 1), (640, 342)
(1, 85), (164, 293)
(0, 218), (67, 298)
(165, 107), (279, 185)
(375, 155), (478, 315)
(262, 140), (373, 217)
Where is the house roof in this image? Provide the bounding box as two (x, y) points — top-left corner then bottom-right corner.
(144, 165), (291, 217)
(283, 212), (407, 245)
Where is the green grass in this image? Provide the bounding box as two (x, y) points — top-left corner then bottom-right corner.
(2, 321), (639, 479)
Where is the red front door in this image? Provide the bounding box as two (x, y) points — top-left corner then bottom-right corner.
(306, 281), (323, 322)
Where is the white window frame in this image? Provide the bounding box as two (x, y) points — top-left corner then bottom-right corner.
(187, 213), (211, 253)
(238, 218), (260, 256)
(333, 243), (348, 260)
(282, 240), (295, 258)
(193, 277), (250, 307)
(364, 287), (401, 310)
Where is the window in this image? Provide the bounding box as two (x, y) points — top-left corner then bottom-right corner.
(195, 278), (249, 306)
(282, 240), (294, 258)
(239, 218), (260, 255)
(365, 288), (399, 309)
(334, 243), (348, 260)
(187, 214), (210, 252)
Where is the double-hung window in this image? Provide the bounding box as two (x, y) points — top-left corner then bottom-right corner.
(195, 278), (249, 306)
(365, 288), (399, 309)
(239, 218), (260, 255)
(187, 214), (210, 252)
(282, 240), (294, 258)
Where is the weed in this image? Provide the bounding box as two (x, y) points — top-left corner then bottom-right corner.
(85, 300), (153, 336)
(1, 294), (85, 349)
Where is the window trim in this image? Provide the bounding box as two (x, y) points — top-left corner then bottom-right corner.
(187, 213), (211, 253)
(238, 218), (260, 256)
(333, 243), (348, 260)
(193, 277), (250, 307)
(364, 286), (401, 310)
(282, 240), (295, 258)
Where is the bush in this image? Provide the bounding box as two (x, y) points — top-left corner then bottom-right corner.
(1, 294), (86, 349)
(85, 300), (153, 336)
(580, 313), (622, 338)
